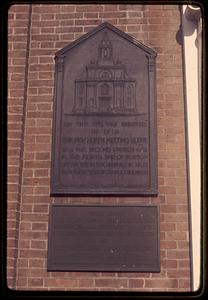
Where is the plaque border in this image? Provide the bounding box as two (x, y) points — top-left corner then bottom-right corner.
(47, 204), (160, 272)
(51, 22), (158, 196)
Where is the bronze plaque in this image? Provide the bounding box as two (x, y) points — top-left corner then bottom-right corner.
(51, 22), (157, 195)
(47, 205), (160, 272)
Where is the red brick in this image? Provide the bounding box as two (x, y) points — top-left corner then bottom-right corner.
(29, 79), (53, 87)
(159, 186), (176, 194)
(28, 259), (45, 268)
(129, 279), (144, 288)
(24, 143), (51, 152)
(160, 205), (176, 213)
(95, 279), (128, 288)
(40, 13), (55, 20)
(35, 152), (50, 160)
(176, 186), (188, 194)
(163, 213), (188, 222)
(127, 4), (144, 11)
(177, 241), (189, 249)
(75, 19), (101, 26)
(78, 279), (94, 287)
(149, 18), (162, 24)
(167, 250), (189, 259)
(175, 169), (186, 177)
(59, 33), (75, 41)
(21, 186), (34, 195)
(27, 87), (38, 95)
(176, 223), (188, 231)
(31, 240), (47, 249)
(20, 222), (32, 230)
(30, 49), (55, 56)
(32, 222), (47, 231)
(21, 213), (48, 223)
(19, 239), (30, 248)
(44, 278), (78, 287)
(26, 126), (51, 134)
(34, 186), (49, 195)
(76, 5), (103, 12)
(17, 268), (48, 278)
(56, 26), (83, 33)
(117, 273), (150, 279)
(20, 230), (47, 240)
(119, 5), (127, 10)
(21, 195), (49, 204)
(161, 259), (177, 269)
(9, 5), (29, 13)
(33, 205), (49, 213)
(27, 111), (53, 119)
(160, 223), (176, 231)
(166, 195), (187, 204)
(24, 135), (36, 144)
(126, 25), (141, 32)
(9, 20), (29, 27)
(165, 177), (186, 186)
(16, 277), (28, 287)
(84, 12), (99, 18)
(59, 12), (84, 20)
(34, 169), (49, 177)
(7, 166), (19, 175)
(24, 161), (50, 168)
(161, 241), (177, 249)
(167, 269), (190, 278)
(23, 152), (35, 161)
(59, 5), (75, 13)
(28, 278), (43, 287)
(119, 18), (147, 25)
(166, 231), (187, 241)
(21, 204), (33, 213)
(7, 175), (19, 184)
(8, 184), (19, 193)
(162, 17), (180, 24)
(178, 279), (190, 288)
(145, 279), (178, 288)
(103, 5), (118, 11)
(99, 12), (126, 18)
(29, 95), (53, 103)
(40, 41), (55, 47)
(36, 135), (51, 144)
(23, 177), (49, 186)
(178, 260), (190, 268)
(33, 6), (61, 13)
(19, 249), (47, 259)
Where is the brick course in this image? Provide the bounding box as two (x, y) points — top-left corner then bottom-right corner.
(7, 4), (191, 291)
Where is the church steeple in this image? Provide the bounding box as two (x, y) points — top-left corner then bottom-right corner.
(98, 32), (113, 65)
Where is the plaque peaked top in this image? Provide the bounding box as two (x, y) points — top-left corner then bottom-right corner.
(51, 22), (157, 195)
(55, 22), (157, 57)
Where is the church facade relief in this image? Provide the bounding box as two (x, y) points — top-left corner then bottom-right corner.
(73, 33), (137, 114)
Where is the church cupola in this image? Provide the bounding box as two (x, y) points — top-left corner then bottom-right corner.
(98, 32), (113, 65)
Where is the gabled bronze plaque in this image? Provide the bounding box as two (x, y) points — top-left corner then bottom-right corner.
(51, 22), (157, 195)
(47, 205), (160, 272)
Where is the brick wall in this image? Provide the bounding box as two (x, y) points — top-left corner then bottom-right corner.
(7, 5), (32, 289)
(7, 4), (191, 291)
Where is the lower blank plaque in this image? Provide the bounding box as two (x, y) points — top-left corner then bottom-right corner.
(47, 205), (160, 272)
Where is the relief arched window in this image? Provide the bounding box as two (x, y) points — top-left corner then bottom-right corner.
(101, 83), (110, 95)
(127, 84), (133, 107)
(100, 70), (112, 80)
(78, 84), (84, 107)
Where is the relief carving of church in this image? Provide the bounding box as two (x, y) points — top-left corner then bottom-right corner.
(73, 32), (137, 114)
